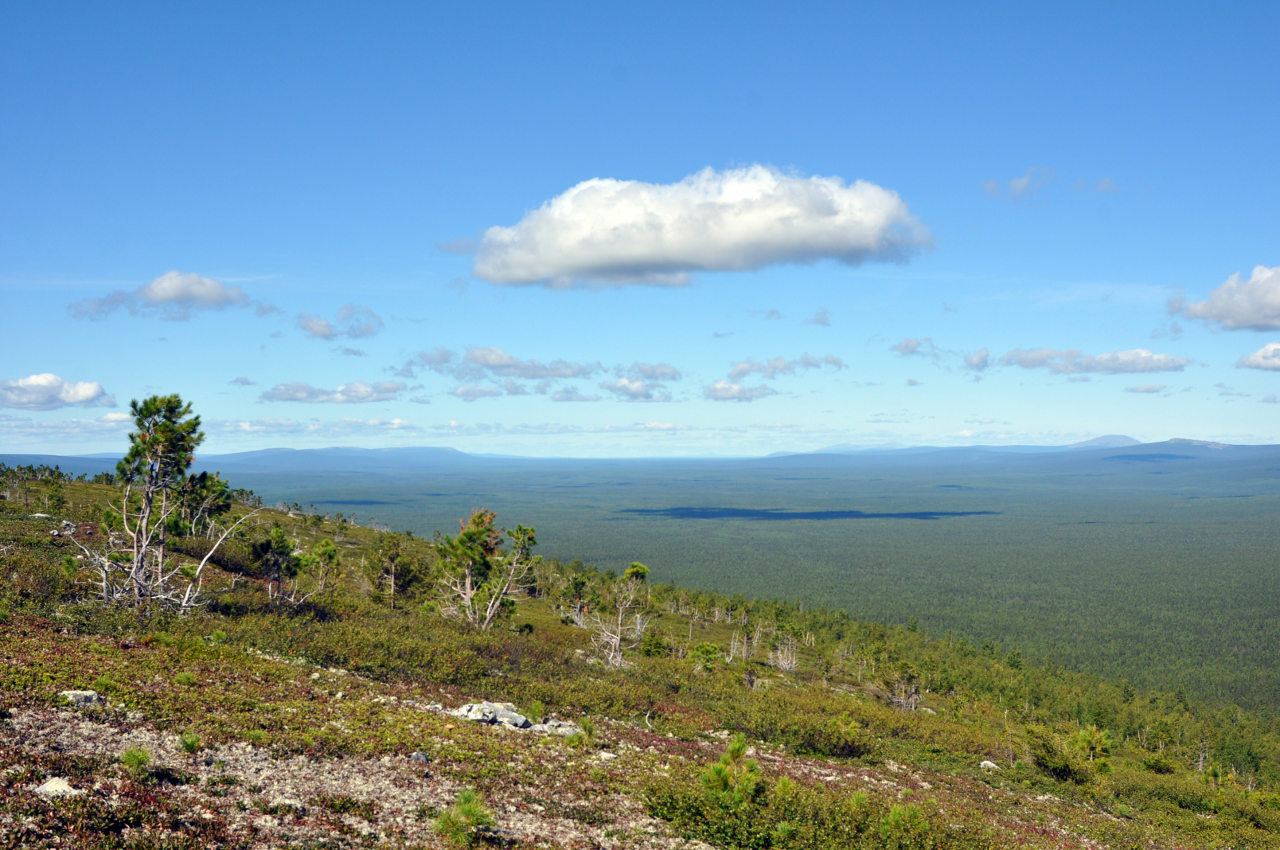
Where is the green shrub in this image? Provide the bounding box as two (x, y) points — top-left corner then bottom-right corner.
(434, 788), (495, 848)
(179, 732), (201, 754)
(121, 747), (151, 776)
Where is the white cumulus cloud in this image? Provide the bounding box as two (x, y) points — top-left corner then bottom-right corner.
(1182, 266), (1280, 330)
(472, 164), (931, 287)
(259, 380), (405, 403)
(70, 271), (255, 320)
(1238, 342), (1280, 371)
(0, 373), (116, 410)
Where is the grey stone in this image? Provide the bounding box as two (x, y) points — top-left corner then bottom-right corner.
(529, 719), (581, 737)
(33, 777), (84, 799)
(410, 751), (430, 765)
(449, 701), (530, 729)
(59, 690), (101, 708)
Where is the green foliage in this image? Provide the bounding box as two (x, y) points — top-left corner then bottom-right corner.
(116, 394), (202, 490)
(877, 803), (932, 849)
(691, 641), (719, 672)
(566, 718), (597, 750)
(315, 793), (378, 819)
(1069, 724), (1113, 772)
(1030, 727), (1093, 784)
(702, 733), (763, 808)
(120, 747), (151, 776)
(179, 731), (201, 754)
(434, 788), (495, 849)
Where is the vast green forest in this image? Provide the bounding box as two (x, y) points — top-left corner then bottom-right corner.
(24, 440), (1267, 713)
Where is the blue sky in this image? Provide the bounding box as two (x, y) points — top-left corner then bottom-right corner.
(2, 2), (1277, 457)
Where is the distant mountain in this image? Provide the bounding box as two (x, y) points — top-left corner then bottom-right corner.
(1067, 435), (1141, 449)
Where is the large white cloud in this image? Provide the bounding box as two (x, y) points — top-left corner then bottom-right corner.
(472, 165), (931, 286)
(1182, 266), (1280, 330)
(999, 348), (1188, 374)
(0, 373), (116, 410)
(70, 271), (255, 320)
(1238, 342), (1280, 371)
(259, 380), (405, 403)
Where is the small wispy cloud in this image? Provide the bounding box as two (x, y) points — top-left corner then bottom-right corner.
(259, 380), (406, 403)
(69, 271), (264, 321)
(298, 304), (384, 340)
(963, 348), (990, 372)
(807, 307), (831, 326)
(999, 347), (1188, 374)
(704, 380), (777, 402)
(728, 354), (843, 381)
(551, 387), (600, 403)
(984, 167), (1051, 201)
(601, 377), (671, 402)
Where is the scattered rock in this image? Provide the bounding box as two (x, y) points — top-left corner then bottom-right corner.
(33, 777), (84, 799)
(979, 760), (1001, 772)
(59, 690), (101, 708)
(528, 718), (581, 737)
(449, 701), (530, 729)
(410, 751), (431, 765)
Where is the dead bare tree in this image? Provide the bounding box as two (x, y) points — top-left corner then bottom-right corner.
(592, 563), (650, 667)
(769, 634), (799, 672)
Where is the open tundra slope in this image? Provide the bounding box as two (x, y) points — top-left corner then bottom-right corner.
(0, 615), (1227, 850)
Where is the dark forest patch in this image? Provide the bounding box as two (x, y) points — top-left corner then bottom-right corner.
(619, 506), (999, 521)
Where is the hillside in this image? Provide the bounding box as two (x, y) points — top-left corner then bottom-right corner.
(3, 463), (1280, 848)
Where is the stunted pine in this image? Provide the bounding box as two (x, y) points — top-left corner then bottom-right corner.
(69, 394), (257, 613)
(435, 509), (537, 630)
